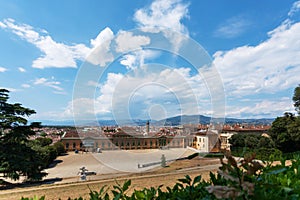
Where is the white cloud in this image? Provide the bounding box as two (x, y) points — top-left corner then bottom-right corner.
(64, 73), (124, 120)
(67, 67), (212, 120)
(95, 73), (124, 114)
(214, 16), (251, 38)
(134, 0), (189, 52)
(213, 19), (300, 96)
(115, 31), (150, 53)
(226, 98), (295, 118)
(34, 77), (63, 91)
(288, 0), (300, 17)
(87, 27), (115, 67)
(115, 67), (211, 119)
(119, 50), (159, 70)
(0, 66), (7, 72)
(134, 0), (189, 34)
(0, 18), (115, 68)
(21, 84), (30, 88)
(18, 67), (26, 72)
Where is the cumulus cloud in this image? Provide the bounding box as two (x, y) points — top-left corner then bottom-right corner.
(65, 73), (124, 120)
(0, 66), (7, 72)
(60, 65), (214, 120)
(134, 0), (189, 33)
(213, 19), (300, 96)
(115, 31), (150, 53)
(134, 0), (189, 52)
(67, 66), (212, 120)
(87, 27), (115, 67)
(0, 18), (87, 68)
(0, 18), (115, 68)
(119, 50), (159, 70)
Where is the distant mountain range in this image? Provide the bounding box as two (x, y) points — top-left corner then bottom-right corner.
(39, 115), (274, 126)
(153, 115), (274, 126)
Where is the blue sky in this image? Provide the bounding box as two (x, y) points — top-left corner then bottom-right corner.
(0, 0), (300, 122)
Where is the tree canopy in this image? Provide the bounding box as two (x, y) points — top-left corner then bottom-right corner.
(0, 89), (46, 181)
(293, 84), (300, 114)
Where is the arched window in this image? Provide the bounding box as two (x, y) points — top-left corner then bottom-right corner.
(66, 143), (69, 149)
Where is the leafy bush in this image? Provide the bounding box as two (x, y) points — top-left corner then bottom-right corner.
(231, 147), (282, 161)
(53, 141), (66, 156)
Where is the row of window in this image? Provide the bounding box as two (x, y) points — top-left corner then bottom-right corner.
(64, 139), (190, 149)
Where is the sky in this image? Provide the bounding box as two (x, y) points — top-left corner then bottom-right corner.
(0, 0), (300, 123)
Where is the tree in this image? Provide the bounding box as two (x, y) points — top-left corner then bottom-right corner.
(293, 84), (300, 114)
(35, 137), (53, 147)
(268, 112), (300, 153)
(0, 89), (46, 181)
(53, 141), (66, 155)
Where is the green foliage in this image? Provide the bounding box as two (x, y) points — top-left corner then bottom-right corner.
(53, 141), (66, 155)
(0, 89), (48, 181)
(253, 158), (300, 199)
(269, 113), (300, 153)
(293, 84), (300, 114)
(229, 133), (280, 161)
(229, 134), (275, 150)
(28, 140), (64, 169)
(0, 89), (36, 128)
(35, 137), (53, 146)
(231, 147), (282, 161)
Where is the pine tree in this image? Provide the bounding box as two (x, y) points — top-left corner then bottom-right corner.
(0, 89), (46, 181)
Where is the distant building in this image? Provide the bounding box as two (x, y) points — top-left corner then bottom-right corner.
(61, 130), (192, 152)
(191, 130), (221, 153)
(60, 123), (270, 153)
(219, 132), (234, 150)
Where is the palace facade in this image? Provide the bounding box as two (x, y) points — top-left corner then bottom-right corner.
(61, 130), (195, 151)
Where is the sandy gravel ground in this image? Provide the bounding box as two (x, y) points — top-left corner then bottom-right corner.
(0, 148), (221, 199)
(45, 148), (195, 181)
